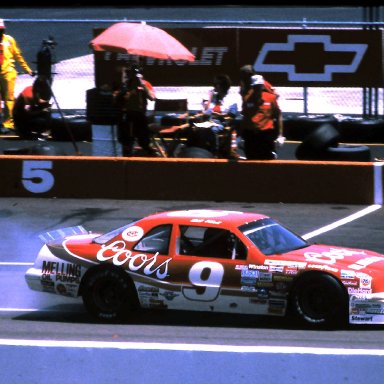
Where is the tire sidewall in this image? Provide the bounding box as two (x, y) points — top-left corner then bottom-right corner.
(82, 266), (136, 322)
(290, 273), (347, 328)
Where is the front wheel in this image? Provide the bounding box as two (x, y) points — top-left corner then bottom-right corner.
(290, 273), (348, 329)
(82, 266), (138, 322)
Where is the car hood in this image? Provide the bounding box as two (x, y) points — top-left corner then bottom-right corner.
(278, 243), (384, 273)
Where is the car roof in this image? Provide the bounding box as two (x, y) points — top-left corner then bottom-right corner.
(142, 209), (269, 229)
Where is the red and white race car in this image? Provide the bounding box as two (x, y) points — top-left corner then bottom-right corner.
(25, 209), (384, 327)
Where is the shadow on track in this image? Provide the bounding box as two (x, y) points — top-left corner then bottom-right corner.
(13, 303), (384, 332)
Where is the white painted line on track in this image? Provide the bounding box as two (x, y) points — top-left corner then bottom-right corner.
(0, 307), (83, 313)
(0, 262), (33, 266)
(0, 308), (39, 312)
(374, 162), (383, 205)
(302, 204), (382, 240)
(0, 338), (383, 355)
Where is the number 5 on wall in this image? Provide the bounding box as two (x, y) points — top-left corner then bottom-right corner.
(22, 160), (54, 193)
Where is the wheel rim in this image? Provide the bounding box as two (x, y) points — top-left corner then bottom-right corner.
(297, 282), (334, 322)
(93, 278), (122, 312)
(300, 286), (331, 321)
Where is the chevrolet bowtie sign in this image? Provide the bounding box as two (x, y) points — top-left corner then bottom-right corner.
(246, 29), (382, 87)
(254, 34), (368, 82)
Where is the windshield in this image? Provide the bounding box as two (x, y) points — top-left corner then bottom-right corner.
(93, 220), (139, 244)
(239, 218), (308, 255)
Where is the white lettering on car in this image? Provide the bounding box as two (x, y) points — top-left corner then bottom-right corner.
(304, 248), (366, 264)
(96, 241), (171, 279)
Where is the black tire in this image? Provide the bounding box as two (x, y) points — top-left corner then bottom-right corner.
(325, 144), (371, 162)
(29, 143), (67, 156)
(81, 265), (139, 322)
(50, 116), (92, 142)
(295, 123), (340, 160)
(3, 147), (33, 155)
(284, 114), (338, 141)
(290, 273), (348, 328)
(3, 143), (67, 155)
(337, 118), (384, 143)
(178, 146), (215, 158)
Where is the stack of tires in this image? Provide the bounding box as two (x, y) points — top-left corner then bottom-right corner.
(337, 117), (384, 143)
(284, 114), (339, 141)
(295, 123), (371, 162)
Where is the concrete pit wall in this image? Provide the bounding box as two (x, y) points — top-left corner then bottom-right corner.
(0, 156), (382, 204)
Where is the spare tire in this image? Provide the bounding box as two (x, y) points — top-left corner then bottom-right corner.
(50, 116), (92, 142)
(295, 123), (340, 160)
(324, 144), (371, 162)
(29, 143), (67, 156)
(337, 118), (384, 143)
(3, 143), (67, 156)
(284, 114), (338, 141)
(178, 146), (215, 158)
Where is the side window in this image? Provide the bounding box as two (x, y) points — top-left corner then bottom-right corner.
(134, 224), (171, 255)
(179, 225), (247, 260)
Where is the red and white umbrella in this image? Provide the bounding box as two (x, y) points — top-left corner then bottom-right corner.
(90, 21), (195, 62)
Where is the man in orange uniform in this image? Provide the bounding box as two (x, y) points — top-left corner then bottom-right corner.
(114, 64), (157, 156)
(239, 64), (277, 98)
(0, 18), (34, 132)
(13, 75), (52, 139)
(241, 74), (284, 160)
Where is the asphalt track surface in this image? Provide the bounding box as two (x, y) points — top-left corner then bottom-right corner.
(1, 198), (384, 348)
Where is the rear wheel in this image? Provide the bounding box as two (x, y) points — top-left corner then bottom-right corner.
(290, 273), (348, 328)
(82, 266), (138, 322)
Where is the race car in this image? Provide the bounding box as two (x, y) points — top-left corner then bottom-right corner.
(25, 209), (384, 327)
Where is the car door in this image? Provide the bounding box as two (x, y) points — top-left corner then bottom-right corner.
(166, 224), (253, 314)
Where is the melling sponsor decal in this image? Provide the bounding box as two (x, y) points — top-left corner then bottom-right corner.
(42, 260), (81, 283)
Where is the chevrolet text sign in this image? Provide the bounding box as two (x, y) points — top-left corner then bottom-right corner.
(93, 28), (383, 87)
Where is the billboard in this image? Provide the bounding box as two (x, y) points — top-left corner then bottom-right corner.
(93, 27), (383, 88)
